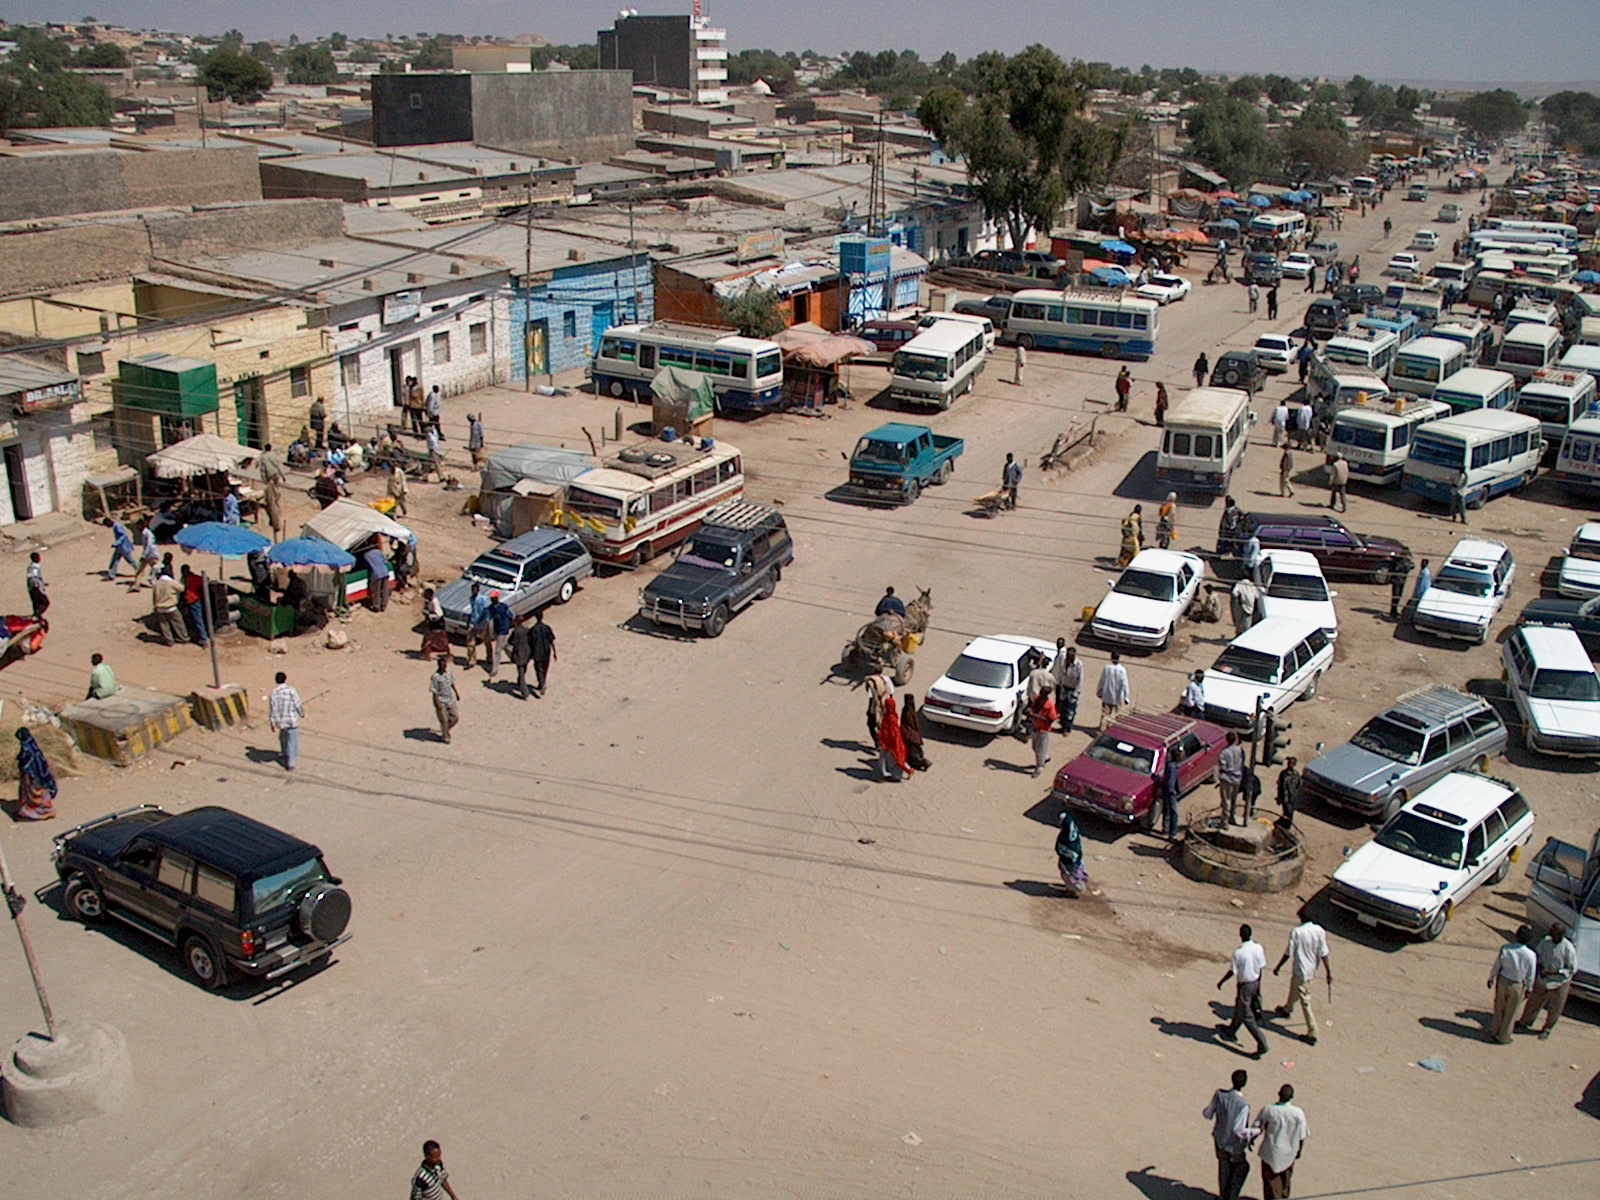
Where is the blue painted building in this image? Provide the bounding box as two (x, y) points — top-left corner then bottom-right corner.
(512, 250), (653, 384)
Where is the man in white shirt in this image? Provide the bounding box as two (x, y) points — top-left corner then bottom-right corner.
(1271, 402), (1289, 447)
(1096, 650), (1131, 729)
(1180, 669), (1206, 718)
(1517, 922), (1578, 1040)
(1217, 924), (1269, 1058)
(1050, 641), (1082, 731)
(1273, 910), (1332, 1045)
(1024, 649), (1055, 703)
(1486, 924), (1538, 1044)
(1202, 1069), (1254, 1200)
(1253, 1083), (1308, 1199)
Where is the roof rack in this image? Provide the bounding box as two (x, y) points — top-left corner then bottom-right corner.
(701, 499), (779, 531)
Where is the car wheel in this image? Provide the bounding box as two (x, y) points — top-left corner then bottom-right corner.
(1158, 624), (1174, 652)
(1420, 903), (1451, 942)
(1011, 704), (1029, 740)
(608, 379), (625, 398)
(1139, 799), (1158, 832)
(1017, 334), (1035, 351)
(557, 578), (576, 604)
(935, 460), (953, 485)
(1381, 789), (1408, 825)
(757, 570), (777, 601)
(632, 541), (654, 568)
(181, 934), (228, 991)
(1468, 490), (1486, 510)
(906, 479), (920, 503)
(704, 604), (729, 638)
(1370, 564), (1390, 585)
(64, 877), (105, 923)
(1472, 752), (1493, 774)
(1491, 855), (1511, 885)
(1303, 671), (1320, 700)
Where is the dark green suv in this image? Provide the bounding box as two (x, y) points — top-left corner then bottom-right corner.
(54, 805), (351, 990)
(638, 500), (793, 637)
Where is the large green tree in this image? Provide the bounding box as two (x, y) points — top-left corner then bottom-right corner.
(1282, 102), (1364, 178)
(74, 42), (130, 68)
(199, 50), (273, 103)
(1457, 88), (1528, 141)
(918, 47), (1123, 251)
(1184, 96), (1278, 188)
(283, 44), (337, 85)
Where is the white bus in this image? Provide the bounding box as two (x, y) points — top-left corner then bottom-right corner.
(1557, 345), (1600, 391)
(1576, 316), (1600, 348)
(1390, 336), (1469, 399)
(1311, 364), (1390, 413)
(1553, 415), (1600, 495)
(1155, 387), (1251, 494)
(1431, 319), (1491, 364)
(1248, 211), (1308, 244)
(1515, 367), (1598, 451)
(889, 321), (988, 410)
(1481, 218), (1579, 250)
(915, 311), (996, 352)
(558, 439), (744, 566)
(1402, 410), (1544, 509)
(590, 323), (783, 411)
(1433, 366), (1517, 415)
(1328, 397), (1450, 487)
(1495, 323), (1563, 381)
(1004, 288), (1160, 361)
(1322, 329), (1398, 378)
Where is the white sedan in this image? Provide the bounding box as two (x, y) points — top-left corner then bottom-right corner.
(1254, 549), (1338, 641)
(921, 635), (1058, 736)
(1281, 252), (1315, 279)
(1090, 549), (1204, 650)
(1557, 522), (1600, 598)
(1253, 334), (1295, 373)
(1136, 271), (1192, 305)
(1385, 253), (1423, 279)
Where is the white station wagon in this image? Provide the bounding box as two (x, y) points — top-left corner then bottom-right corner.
(1556, 522), (1600, 599)
(1254, 549), (1338, 641)
(1090, 549), (1204, 650)
(1330, 772), (1535, 941)
(1503, 625), (1600, 757)
(922, 634), (1058, 737)
(1413, 538), (1514, 644)
(1200, 616), (1333, 728)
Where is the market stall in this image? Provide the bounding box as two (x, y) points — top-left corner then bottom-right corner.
(302, 498), (414, 608)
(772, 324), (875, 410)
(477, 444), (596, 537)
(144, 433), (262, 532)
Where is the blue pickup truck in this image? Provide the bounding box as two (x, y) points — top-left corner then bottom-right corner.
(843, 422), (964, 505)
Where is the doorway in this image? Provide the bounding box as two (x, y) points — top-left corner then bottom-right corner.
(388, 340), (421, 410)
(3, 443), (32, 522)
(793, 292), (811, 324)
(525, 318), (549, 380)
(233, 377), (267, 448)
(589, 302), (614, 356)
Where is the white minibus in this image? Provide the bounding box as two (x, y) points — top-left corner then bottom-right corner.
(888, 321), (988, 409)
(1576, 316), (1600, 348)
(591, 324), (783, 410)
(1309, 362), (1390, 411)
(1433, 366), (1517, 415)
(1431, 319), (1491, 364)
(1155, 388), (1251, 495)
(1390, 336), (1468, 399)
(1248, 211), (1308, 244)
(1557, 345), (1600, 391)
(1553, 415), (1600, 495)
(1322, 329), (1398, 377)
(1328, 397), (1450, 487)
(1495, 324), (1563, 381)
(1402, 410), (1543, 509)
(1004, 288), (1160, 361)
(1515, 367), (1598, 452)
(559, 439), (744, 566)
(916, 311), (996, 353)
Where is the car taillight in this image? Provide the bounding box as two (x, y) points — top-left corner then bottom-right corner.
(240, 929), (256, 958)
(973, 707), (1002, 719)
(924, 696), (951, 709)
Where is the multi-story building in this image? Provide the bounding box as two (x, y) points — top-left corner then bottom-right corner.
(597, 12), (728, 106)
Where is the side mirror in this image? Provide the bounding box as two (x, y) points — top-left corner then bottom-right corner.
(1329, 590), (1339, 599)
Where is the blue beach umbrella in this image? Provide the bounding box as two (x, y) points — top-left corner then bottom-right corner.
(174, 522), (270, 558)
(1575, 270), (1600, 285)
(266, 537), (357, 570)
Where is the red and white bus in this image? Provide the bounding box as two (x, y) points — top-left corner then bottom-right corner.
(557, 440), (743, 566)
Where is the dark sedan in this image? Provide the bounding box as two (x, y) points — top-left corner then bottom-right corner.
(1519, 594), (1600, 661)
(1243, 512), (1413, 583)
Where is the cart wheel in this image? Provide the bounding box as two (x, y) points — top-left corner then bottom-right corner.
(842, 643), (859, 668)
(893, 654), (914, 686)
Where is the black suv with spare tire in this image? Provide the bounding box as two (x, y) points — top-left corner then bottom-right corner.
(53, 805), (351, 990)
(637, 500), (792, 637)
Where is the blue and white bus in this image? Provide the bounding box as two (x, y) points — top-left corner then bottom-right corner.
(590, 323), (784, 411)
(1003, 288), (1160, 361)
(1402, 409), (1544, 509)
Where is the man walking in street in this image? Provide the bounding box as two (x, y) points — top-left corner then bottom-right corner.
(1203, 1069), (1255, 1200)
(180, 564), (209, 647)
(1275, 756), (1301, 826)
(425, 384), (444, 437)
(150, 565), (187, 645)
(129, 523), (159, 590)
(508, 618), (535, 699)
(1096, 650), (1131, 728)
(1254, 1084), (1308, 1199)
(1486, 924), (1538, 1043)
(1001, 453), (1022, 510)
(1266, 284), (1279, 321)
(1272, 908), (1330, 1045)
(1160, 751), (1183, 839)
(26, 551), (48, 617)
(1052, 641), (1082, 732)
(388, 463), (409, 517)
(467, 413), (486, 466)
(1278, 443), (1296, 498)
(1181, 668), (1206, 718)
(1218, 924), (1270, 1059)
(529, 608), (557, 696)
(268, 671), (304, 772)
(1194, 352), (1209, 388)
(464, 583), (490, 668)
(1271, 402), (1289, 447)
(1028, 686), (1056, 778)
(410, 1139), (461, 1200)
(259, 442), (286, 539)
(1449, 468), (1471, 523)
(1114, 366), (1132, 412)
(1326, 454), (1349, 512)
(429, 657), (461, 743)
(105, 517), (137, 581)
(1013, 340), (1026, 386)
(1217, 732), (1246, 824)
(1388, 559), (1413, 619)
(1517, 922), (1577, 1039)
(486, 590), (513, 677)
(1248, 281), (1260, 314)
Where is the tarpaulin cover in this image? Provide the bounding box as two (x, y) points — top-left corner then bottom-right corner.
(783, 336), (876, 368)
(145, 433), (258, 480)
(650, 367), (715, 421)
(302, 498), (413, 552)
(479, 443), (596, 495)
(770, 322), (831, 349)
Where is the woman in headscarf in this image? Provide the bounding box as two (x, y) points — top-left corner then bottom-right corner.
(1156, 492), (1178, 550)
(420, 587), (450, 659)
(900, 693), (932, 772)
(876, 692), (912, 782)
(1118, 504), (1144, 567)
(1056, 810), (1087, 897)
(15, 728), (58, 821)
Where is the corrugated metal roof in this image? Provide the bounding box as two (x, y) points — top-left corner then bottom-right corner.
(0, 355), (77, 396)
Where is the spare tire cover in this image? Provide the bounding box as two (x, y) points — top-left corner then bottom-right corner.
(299, 883), (352, 943)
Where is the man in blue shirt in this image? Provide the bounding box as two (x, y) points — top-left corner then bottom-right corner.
(363, 535), (392, 612)
(465, 583), (491, 668)
(486, 590), (514, 677)
(221, 487), (241, 526)
(874, 587), (906, 618)
(105, 518), (137, 581)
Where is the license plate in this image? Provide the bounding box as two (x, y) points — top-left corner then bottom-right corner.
(952, 705), (970, 716)
(1357, 913), (1378, 927)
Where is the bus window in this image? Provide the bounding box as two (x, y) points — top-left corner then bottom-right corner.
(731, 354), (750, 378)
(693, 468), (717, 494)
(1065, 307), (1084, 324)
(1133, 314), (1148, 330)
(1392, 425), (1411, 450)
(1511, 431), (1529, 454)
(1046, 305), (1063, 322)
(639, 345), (656, 370)
(1194, 434), (1215, 458)
(661, 346), (695, 369)
(1167, 432), (1190, 455)
(719, 457), (741, 481)
(756, 351), (779, 378)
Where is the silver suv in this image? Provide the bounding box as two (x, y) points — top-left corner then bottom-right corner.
(1301, 686), (1507, 823)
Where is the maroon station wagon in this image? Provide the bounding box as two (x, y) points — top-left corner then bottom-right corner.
(859, 319), (921, 354)
(1050, 712), (1229, 828)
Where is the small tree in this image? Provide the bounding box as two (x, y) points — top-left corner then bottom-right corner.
(200, 50), (273, 104)
(1185, 97), (1278, 190)
(74, 43), (130, 68)
(719, 287), (785, 339)
(284, 44), (337, 85)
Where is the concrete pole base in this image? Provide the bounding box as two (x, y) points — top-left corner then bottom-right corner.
(2, 1021), (132, 1127)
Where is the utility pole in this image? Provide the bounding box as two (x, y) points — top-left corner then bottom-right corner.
(524, 172), (533, 393)
(0, 839), (57, 1041)
(628, 199), (640, 321)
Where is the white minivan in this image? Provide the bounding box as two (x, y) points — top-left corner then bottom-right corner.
(1327, 397), (1449, 486)
(1253, 550), (1339, 641)
(1495, 323), (1563, 382)
(1390, 336), (1468, 399)
(1514, 367), (1597, 451)
(1402, 409), (1543, 511)
(1155, 387), (1251, 495)
(1432, 366), (1516, 416)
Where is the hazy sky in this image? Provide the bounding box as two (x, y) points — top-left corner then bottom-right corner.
(11, 0), (1600, 84)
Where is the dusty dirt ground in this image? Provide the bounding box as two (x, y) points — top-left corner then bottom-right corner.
(2, 177), (1598, 1200)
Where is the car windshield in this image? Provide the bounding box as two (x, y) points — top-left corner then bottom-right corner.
(1529, 669), (1600, 701)
(1212, 645), (1281, 684)
(944, 654), (1014, 690)
(1374, 811), (1465, 869)
(1114, 570), (1177, 601)
(466, 562), (520, 588)
(1433, 568), (1491, 598)
(249, 858), (331, 916)
(678, 536), (738, 570)
(1351, 715), (1426, 764)
(1084, 736), (1156, 774)
(1265, 572), (1329, 601)
(853, 438), (909, 464)
(893, 352), (949, 382)
(564, 486), (624, 523)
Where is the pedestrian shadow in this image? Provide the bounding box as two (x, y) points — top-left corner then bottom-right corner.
(835, 764), (882, 782)
(821, 736), (875, 755)
(1579, 1069), (1600, 1118)
(401, 727), (445, 743)
(1003, 879), (1061, 898)
(1023, 795), (1064, 826)
(243, 747), (281, 766)
(1125, 1166), (1213, 1200)
(1150, 1015), (1242, 1050)
(479, 678), (524, 697)
(1418, 1011), (1490, 1041)
(983, 756), (1035, 775)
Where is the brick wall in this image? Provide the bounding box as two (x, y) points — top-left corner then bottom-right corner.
(0, 147), (261, 223)
(0, 401), (113, 525)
